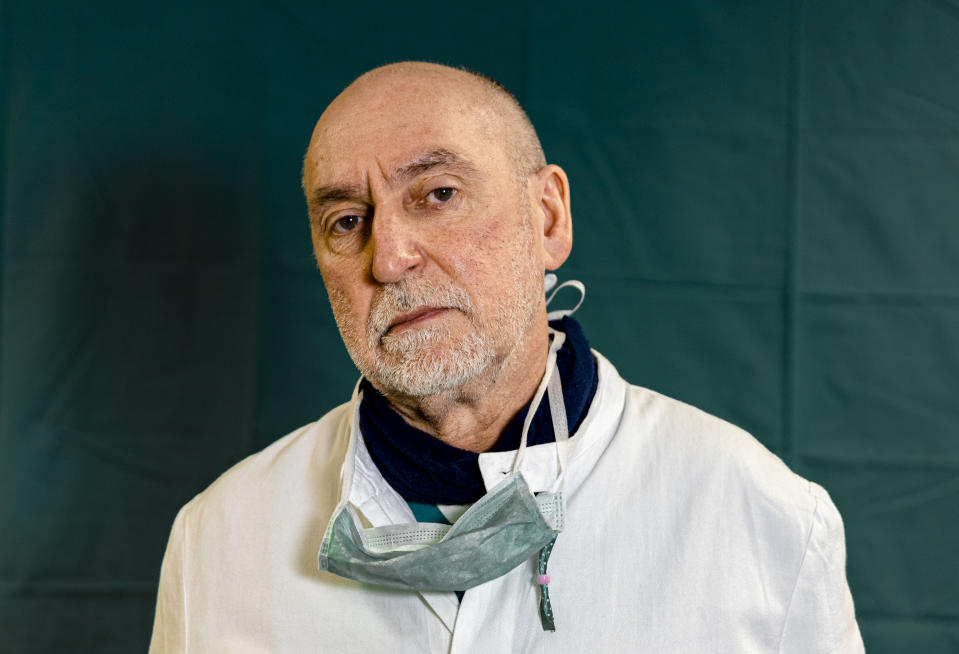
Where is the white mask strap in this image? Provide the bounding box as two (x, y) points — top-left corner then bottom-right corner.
(546, 358), (570, 486)
(512, 329), (565, 474)
(545, 278), (585, 320)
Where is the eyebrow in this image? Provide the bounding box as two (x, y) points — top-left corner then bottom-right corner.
(307, 183), (366, 215)
(391, 148), (482, 184)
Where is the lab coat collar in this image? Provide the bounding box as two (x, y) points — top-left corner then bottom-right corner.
(329, 351), (626, 633)
(476, 352), (625, 496)
(340, 351), (626, 526)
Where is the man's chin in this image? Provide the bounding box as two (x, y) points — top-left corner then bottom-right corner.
(365, 341), (494, 398)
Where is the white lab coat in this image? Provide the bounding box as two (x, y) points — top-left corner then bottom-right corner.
(150, 351), (864, 653)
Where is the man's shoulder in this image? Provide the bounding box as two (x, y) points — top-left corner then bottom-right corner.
(641, 383), (811, 503)
(180, 401), (353, 520)
(594, 353), (818, 516)
(596, 367), (838, 566)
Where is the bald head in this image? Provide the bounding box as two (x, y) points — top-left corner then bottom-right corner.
(301, 61), (574, 413)
(303, 62), (546, 190)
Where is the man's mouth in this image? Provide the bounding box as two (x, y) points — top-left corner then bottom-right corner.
(385, 307), (450, 335)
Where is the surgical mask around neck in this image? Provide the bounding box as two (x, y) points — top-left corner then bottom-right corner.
(320, 472), (563, 591)
(319, 279), (585, 631)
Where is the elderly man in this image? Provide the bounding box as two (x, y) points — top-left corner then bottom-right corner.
(150, 62), (864, 652)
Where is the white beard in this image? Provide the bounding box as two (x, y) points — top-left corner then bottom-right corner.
(330, 263), (540, 398)
(364, 278), (496, 396)
(328, 207), (541, 399)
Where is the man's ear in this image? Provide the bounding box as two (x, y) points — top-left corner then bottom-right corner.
(534, 164), (573, 270)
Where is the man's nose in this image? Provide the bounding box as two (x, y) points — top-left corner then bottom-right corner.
(369, 207), (423, 284)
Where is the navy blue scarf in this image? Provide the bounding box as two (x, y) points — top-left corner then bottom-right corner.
(359, 316), (597, 504)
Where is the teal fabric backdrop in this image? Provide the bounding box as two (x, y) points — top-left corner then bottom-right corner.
(1, 1), (957, 651)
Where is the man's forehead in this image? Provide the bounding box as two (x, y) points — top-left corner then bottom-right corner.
(314, 69), (491, 140)
(307, 136), (484, 182)
(306, 110), (501, 192)
(302, 64), (517, 193)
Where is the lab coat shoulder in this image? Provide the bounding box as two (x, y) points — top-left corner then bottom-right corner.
(151, 500), (188, 654)
(149, 402), (354, 653)
(778, 482), (865, 653)
(580, 364), (862, 652)
(618, 380), (817, 518)
(189, 401), (353, 512)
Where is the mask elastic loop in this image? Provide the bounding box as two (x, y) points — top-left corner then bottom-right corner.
(546, 359), (570, 488)
(544, 273), (558, 293)
(545, 278), (585, 320)
(512, 329), (565, 475)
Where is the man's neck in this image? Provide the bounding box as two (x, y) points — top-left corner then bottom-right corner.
(376, 319), (550, 453)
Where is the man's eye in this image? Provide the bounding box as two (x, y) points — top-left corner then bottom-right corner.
(426, 187), (457, 203)
(330, 215), (363, 235)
